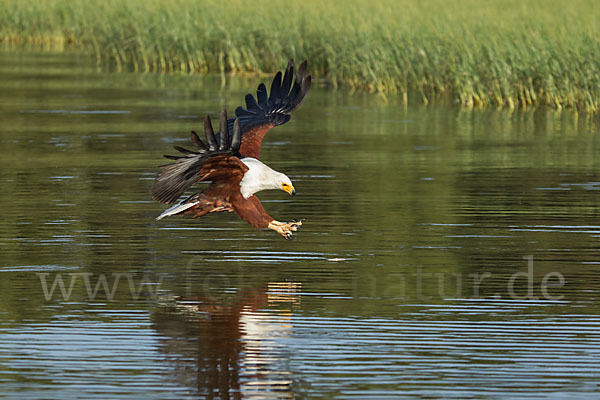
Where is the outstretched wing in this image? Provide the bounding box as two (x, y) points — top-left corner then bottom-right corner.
(151, 111), (248, 204)
(228, 59), (311, 159)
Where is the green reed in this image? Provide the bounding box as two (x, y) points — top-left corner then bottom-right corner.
(1, 0), (598, 112)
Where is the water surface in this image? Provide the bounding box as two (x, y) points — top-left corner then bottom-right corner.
(1, 51), (600, 399)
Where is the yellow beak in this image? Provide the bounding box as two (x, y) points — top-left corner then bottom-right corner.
(283, 184), (296, 196)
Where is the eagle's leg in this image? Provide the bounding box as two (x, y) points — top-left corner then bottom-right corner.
(233, 196), (303, 239)
(268, 219), (303, 240)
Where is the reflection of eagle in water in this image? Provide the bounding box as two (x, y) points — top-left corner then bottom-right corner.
(151, 60), (311, 239)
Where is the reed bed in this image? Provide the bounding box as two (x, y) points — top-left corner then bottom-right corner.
(1, 0), (598, 112)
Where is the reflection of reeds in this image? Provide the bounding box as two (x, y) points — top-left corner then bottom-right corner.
(1, 0), (598, 111)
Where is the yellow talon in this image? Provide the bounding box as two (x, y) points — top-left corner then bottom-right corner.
(268, 219), (303, 239)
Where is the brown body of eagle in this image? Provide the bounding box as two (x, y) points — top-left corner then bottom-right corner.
(150, 60), (311, 239)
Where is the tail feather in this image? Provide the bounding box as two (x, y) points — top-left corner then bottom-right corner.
(155, 192), (234, 221)
(156, 195), (199, 220)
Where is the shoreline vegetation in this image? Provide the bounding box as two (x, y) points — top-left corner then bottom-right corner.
(1, 0), (599, 112)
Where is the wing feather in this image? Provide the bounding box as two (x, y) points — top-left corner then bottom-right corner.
(151, 113), (246, 204)
(227, 59), (311, 159)
(268, 71), (282, 106)
(244, 94), (261, 113)
(204, 116), (218, 150)
(256, 83), (268, 110)
(279, 63), (294, 103)
(190, 130), (206, 150)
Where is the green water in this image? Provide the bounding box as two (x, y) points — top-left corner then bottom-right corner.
(1, 51), (600, 399)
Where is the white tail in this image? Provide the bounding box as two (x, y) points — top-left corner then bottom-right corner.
(156, 199), (199, 220)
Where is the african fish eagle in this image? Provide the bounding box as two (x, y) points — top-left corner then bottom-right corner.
(150, 60), (311, 239)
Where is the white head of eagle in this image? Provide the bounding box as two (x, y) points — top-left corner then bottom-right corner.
(239, 157), (295, 198)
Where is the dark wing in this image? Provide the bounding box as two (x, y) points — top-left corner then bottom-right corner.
(227, 59), (311, 159)
(151, 111), (248, 204)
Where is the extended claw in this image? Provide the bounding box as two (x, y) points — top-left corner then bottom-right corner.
(268, 219), (304, 239)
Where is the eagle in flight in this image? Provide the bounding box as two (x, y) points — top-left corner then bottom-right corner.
(150, 60), (311, 239)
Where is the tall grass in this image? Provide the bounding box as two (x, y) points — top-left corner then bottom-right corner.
(1, 0), (599, 112)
